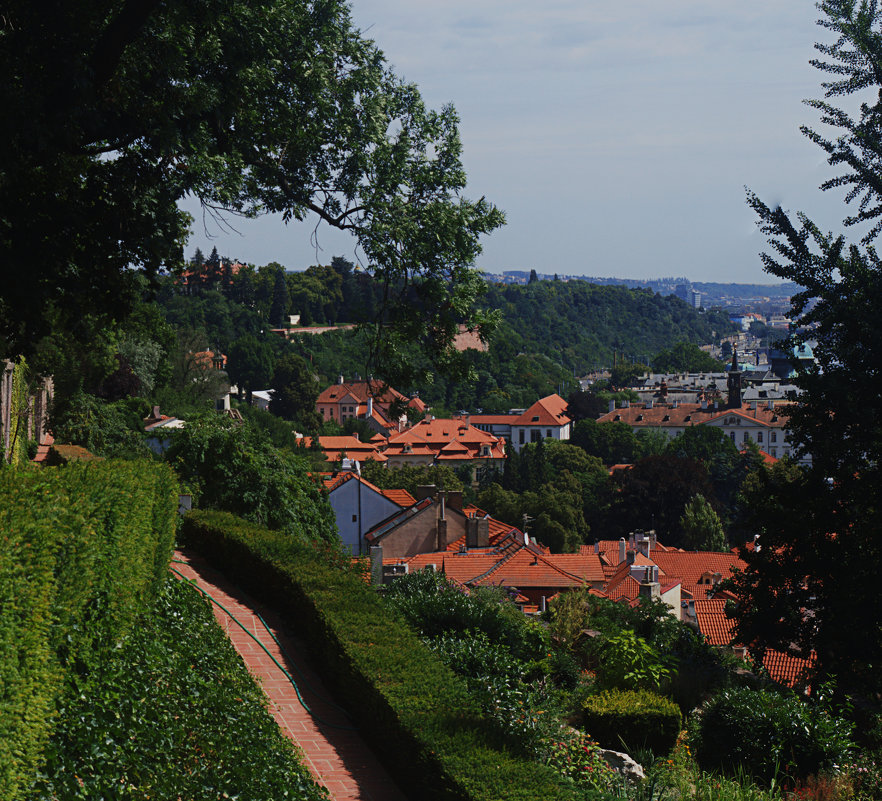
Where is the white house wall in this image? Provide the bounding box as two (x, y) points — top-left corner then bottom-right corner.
(329, 479), (403, 555)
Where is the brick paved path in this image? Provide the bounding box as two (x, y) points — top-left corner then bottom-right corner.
(171, 549), (408, 801)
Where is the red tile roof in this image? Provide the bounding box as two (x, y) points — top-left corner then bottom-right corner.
(596, 401), (790, 429)
(319, 471), (415, 508)
(512, 394), (572, 427)
(694, 598), (733, 646)
(650, 550), (745, 601)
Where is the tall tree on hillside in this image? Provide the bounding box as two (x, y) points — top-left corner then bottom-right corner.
(0, 0), (502, 389)
(269, 353), (321, 429)
(226, 334), (274, 405)
(270, 267), (289, 327)
(727, 1), (882, 702)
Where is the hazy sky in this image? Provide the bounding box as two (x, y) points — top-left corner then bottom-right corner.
(182, 1), (855, 283)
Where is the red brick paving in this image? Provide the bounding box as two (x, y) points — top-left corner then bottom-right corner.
(171, 549), (408, 801)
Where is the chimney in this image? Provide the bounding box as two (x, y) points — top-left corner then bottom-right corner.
(466, 517), (490, 548)
(646, 399), (653, 409)
(619, 537), (626, 565)
(639, 565), (661, 600)
(751, 401), (758, 410)
(370, 545), (383, 586)
(767, 400), (774, 410)
(447, 491), (463, 511)
(672, 399), (679, 409)
(337, 374), (344, 385)
(594, 541), (600, 554)
(151, 405), (161, 420)
(609, 399), (616, 413)
(626, 550), (636, 565)
(436, 518), (447, 551)
(367, 397), (373, 418)
(415, 485), (436, 501)
(701, 399), (708, 410)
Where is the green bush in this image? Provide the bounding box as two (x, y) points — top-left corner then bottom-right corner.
(0, 461), (178, 801)
(582, 689), (681, 756)
(692, 687), (855, 784)
(31, 577), (326, 801)
(383, 569), (549, 663)
(182, 509), (581, 801)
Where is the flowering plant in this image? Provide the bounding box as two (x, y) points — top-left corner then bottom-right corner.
(545, 730), (616, 792)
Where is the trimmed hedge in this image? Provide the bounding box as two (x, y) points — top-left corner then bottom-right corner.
(182, 509), (582, 801)
(0, 461), (178, 801)
(582, 689), (681, 756)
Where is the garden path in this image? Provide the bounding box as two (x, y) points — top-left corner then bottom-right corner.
(171, 548), (409, 801)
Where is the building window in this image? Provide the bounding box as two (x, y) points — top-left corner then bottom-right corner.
(729, 432), (736, 441)
(352, 514), (357, 522)
(771, 431), (777, 443)
(530, 429), (541, 443)
(546, 429), (552, 438)
(757, 431), (763, 443)
(518, 430), (525, 444)
(771, 448), (777, 457)
(744, 432), (750, 442)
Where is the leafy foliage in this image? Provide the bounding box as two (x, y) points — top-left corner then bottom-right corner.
(0, 0), (502, 390)
(0, 461), (178, 801)
(731, 1), (882, 702)
(164, 414), (336, 542)
(181, 509), (583, 800)
(582, 689), (681, 756)
(691, 687), (855, 785)
(31, 577), (327, 801)
(679, 494), (728, 552)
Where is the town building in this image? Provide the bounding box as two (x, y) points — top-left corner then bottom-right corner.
(468, 394), (572, 452)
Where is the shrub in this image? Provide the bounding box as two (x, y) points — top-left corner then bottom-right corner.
(582, 689), (681, 756)
(0, 461), (178, 801)
(691, 687), (855, 784)
(182, 509), (581, 801)
(594, 630), (674, 692)
(31, 578), (326, 801)
(384, 569), (549, 663)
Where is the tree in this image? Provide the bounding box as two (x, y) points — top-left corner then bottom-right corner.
(269, 353), (321, 429)
(651, 342), (723, 373)
(566, 388), (606, 421)
(0, 0), (503, 391)
(679, 494), (727, 552)
(728, 1), (882, 701)
(607, 454), (718, 546)
(571, 419), (641, 465)
(165, 414), (336, 542)
(269, 267), (290, 327)
(226, 334), (274, 405)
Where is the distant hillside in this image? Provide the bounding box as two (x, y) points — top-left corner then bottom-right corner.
(481, 281), (735, 373)
(487, 272), (800, 300)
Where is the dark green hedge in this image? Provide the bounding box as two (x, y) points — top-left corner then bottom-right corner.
(181, 509), (581, 801)
(0, 461), (178, 801)
(582, 689), (681, 756)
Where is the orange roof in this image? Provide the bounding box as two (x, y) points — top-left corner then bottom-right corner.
(762, 649), (816, 688)
(317, 379), (408, 407)
(512, 394), (572, 427)
(470, 546), (589, 590)
(319, 471), (415, 508)
(694, 598), (734, 646)
(300, 435), (386, 462)
(382, 417), (506, 461)
(596, 402), (790, 429)
(651, 551), (745, 601)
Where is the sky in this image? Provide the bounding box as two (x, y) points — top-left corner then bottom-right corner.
(181, 1), (856, 284)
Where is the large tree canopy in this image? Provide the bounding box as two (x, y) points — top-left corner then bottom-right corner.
(0, 0), (503, 383)
(729, 0), (882, 701)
